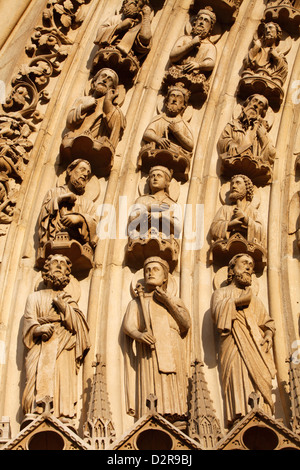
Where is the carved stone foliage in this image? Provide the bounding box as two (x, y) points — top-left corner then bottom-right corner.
(36, 159), (99, 275)
(211, 254), (277, 428)
(126, 166), (181, 272)
(60, 68), (126, 177)
(238, 20), (291, 111)
(92, 0), (153, 88)
(122, 256), (191, 421)
(138, 83), (194, 182)
(218, 94), (276, 186)
(22, 254), (90, 428)
(163, 6), (218, 103)
(209, 175), (267, 270)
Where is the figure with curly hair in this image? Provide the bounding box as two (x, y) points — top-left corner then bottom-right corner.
(22, 254), (90, 426)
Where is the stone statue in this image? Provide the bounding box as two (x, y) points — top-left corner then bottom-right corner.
(218, 94), (276, 185)
(37, 159), (98, 270)
(166, 6), (217, 95)
(138, 83), (194, 181)
(123, 256), (191, 422)
(210, 174), (266, 266)
(92, 0), (152, 83)
(127, 166), (181, 270)
(0, 173), (16, 230)
(242, 22), (288, 87)
(22, 254), (90, 425)
(60, 68), (126, 176)
(211, 253), (276, 427)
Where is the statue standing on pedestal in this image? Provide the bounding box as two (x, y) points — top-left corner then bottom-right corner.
(211, 254), (276, 427)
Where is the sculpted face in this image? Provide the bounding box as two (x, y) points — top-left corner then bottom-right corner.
(263, 22), (278, 45)
(93, 69), (116, 97)
(166, 90), (186, 117)
(69, 161), (91, 193)
(229, 176), (247, 202)
(233, 255), (254, 287)
(149, 169), (169, 193)
(48, 255), (69, 279)
(144, 262), (167, 289)
(122, 0), (141, 18)
(243, 95), (267, 121)
(192, 13), (212, 38)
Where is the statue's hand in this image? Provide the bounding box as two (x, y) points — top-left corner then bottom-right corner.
(142, 4), (151, 16)
(136, 331), (156, 345)
(53, 293), (67, 315)
(261, 331), (273, 353)
(182, 60), (200, 73)
(154, 286), (169, 306)
(157, 137), (171, 149)
(34, 323), (54, 341)
(58, 193), (77, 206)
(61, 213), (83, 227)
(82, 96), (97, 113)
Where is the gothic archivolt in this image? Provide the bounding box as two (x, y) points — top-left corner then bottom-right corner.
(1, 0), (300, 450)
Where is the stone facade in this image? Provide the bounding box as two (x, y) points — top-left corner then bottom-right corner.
(1, 0), (300, 451)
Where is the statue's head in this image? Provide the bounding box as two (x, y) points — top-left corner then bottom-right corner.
(227, 253), (254, 287)
(229, 174), (254, 203)
(66, 159), (92, 195)
(165, 83), (190, 117)
(143, 256), (169, 291)
(261, 21), (282, 46)
(192, 6), (216, 38)
(42, 254), (72, 290)
(242, 94), (269, 121)
(91, 68), (119, 98)
(121, 0), (149, 18)
(148, 166), (172, 194)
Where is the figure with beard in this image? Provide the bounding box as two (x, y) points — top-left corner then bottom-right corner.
(242, 22), (288, 87)
(37, 159), (98, 260)
(211, 254), (276, 427)
(93, 0), (152, 62)
(62, 68), (126, 151)
(210, 174), (266, 249)
(22, 254), (90, 425)
(122, 256), (191, 421)
(168, 7), (217, 89)
(218, 94), (276, 166)
(142, 84), (194, 155)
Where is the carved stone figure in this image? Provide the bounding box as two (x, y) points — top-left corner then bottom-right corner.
(210, 174), (266, 268)
(60, 68), (126, 177)
(123, 256), (191, 421)
(37, 159), (98, 272)
(165, 6), (217, 97)
(218, 94), (276, 185)
(288, 190), (300, 253)
(127, 166), (181, 271)
(92, 0), (152, 85)
(22, 254), (90, 426)
(138, 83), (194, 181)
(239, 21), (290, 109)
(211, 254), (276, 427)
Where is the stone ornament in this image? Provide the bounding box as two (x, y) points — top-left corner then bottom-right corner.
(92, 0), (153, 87)
(36, 159), (99, 274)
(238, 21), (291, 110)
(164, 6), (217, 101)
(211, 254), (276, 428)
(209, 174), (267, 269)
(138, 83), (194, 181)
(22, 254), (90, 428)
(122, 256), (191, 422)
(288, 190), (300, 252)
(218, 94), (276, 186)
(126, 166), (181, 271)
(60, 68), (126, 177)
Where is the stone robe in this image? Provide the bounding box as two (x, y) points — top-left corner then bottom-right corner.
(22, 289), (90, 418)
(94, 13), (152, 60)
(170, 35), (216, 77)
(143, 112), (194, 153)
(123, 292), (190, 418)
(243, 44), (288, 86)
(66, 95), (126, 149)
(218, 118), (276, 165)
(211, 283), (276, 424)
(210, 201), (266, 247)
(38, 184), (98, 252)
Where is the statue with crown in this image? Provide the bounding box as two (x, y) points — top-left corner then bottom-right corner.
(137, 82), (194, 182)
(163, 5), (217, 101)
